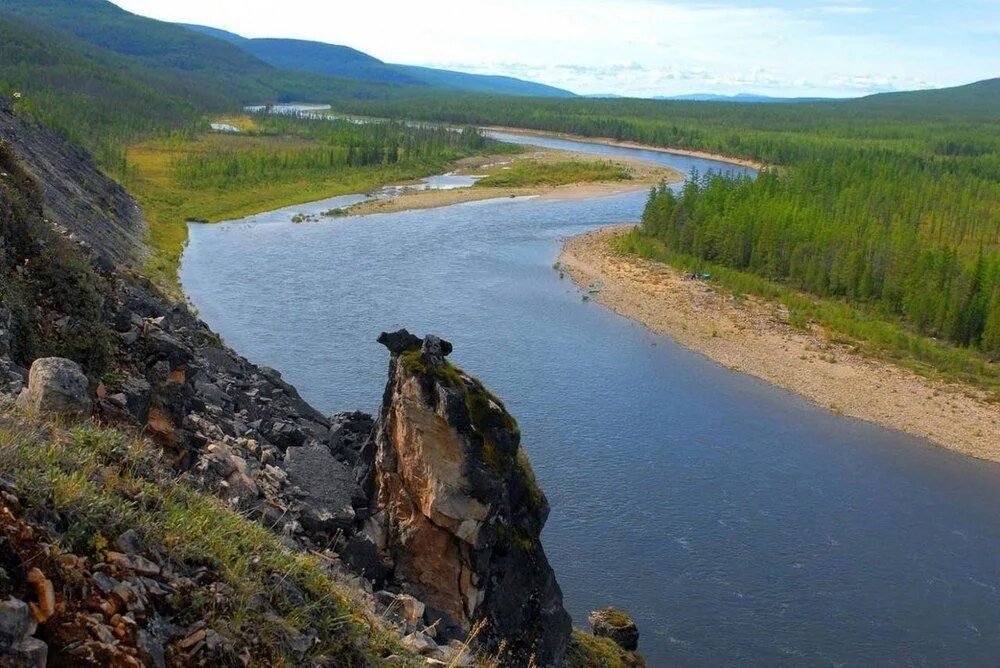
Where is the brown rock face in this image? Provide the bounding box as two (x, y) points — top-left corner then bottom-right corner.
(374, 331), (570, 666)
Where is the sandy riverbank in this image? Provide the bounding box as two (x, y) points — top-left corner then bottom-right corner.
(484, 126), (767, 171)
(345, 148), (683, 216)
(560, 226), (1000, 463)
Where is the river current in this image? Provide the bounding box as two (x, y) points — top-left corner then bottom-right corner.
(181, 132), (1000, 666)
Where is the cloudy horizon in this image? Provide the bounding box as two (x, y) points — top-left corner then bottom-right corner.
(109, 0), (999, 98)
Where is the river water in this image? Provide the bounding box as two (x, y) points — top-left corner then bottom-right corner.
(180, 133), (1000, 666)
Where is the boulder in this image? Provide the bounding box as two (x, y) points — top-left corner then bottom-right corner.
(375, 591), (426, 628)
(401, 631), (438, 656)
(0, 597), (46, 667)
(419, 335), (453, 367)
(284, 443), (364, 536)
(0, 358), (25, 397)
(16, 357), (91, 418)
(588, 607), (640, 651)
(375, 329), (422, 355)
(0, 598), (36, 641)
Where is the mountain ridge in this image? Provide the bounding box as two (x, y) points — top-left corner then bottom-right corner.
(181, 23), (577, 98)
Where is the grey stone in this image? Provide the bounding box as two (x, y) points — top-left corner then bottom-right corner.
(284, 444), (364, 536)
(420, 335), (453, 367)
(0, 636), (47, 667)
(137, 630), (166, 668)
(376, 329), (422, 355)
(0, 598), (36, 640)
(401, 631), (438, 656)
(16, 357), (91, 418)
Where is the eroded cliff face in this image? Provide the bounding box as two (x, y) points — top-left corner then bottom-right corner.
(373, 330), (571, 666)
(0, 96), (145, 268)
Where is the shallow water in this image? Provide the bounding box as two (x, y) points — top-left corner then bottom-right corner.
(181, 133), (1000, 666)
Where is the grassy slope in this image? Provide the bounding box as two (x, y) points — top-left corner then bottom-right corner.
(0, 413), (419, 665)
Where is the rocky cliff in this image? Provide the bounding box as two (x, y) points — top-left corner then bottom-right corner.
(0, 96), (145, 269)
(371, 331), (571, 666)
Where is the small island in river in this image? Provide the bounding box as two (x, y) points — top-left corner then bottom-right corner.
(341, 147), (683, 216)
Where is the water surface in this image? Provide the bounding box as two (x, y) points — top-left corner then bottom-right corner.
(181, 133), (1000, 666)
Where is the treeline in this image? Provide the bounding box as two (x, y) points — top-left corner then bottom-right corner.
(642, 168), (999, 353)
(0, 15), (208, 175)
(334, 85), (1000, 356)
(175, 117), (491, 188)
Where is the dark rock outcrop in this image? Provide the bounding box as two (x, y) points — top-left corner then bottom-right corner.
(0, 96), (145, 268)
(372, 330), (571, 666)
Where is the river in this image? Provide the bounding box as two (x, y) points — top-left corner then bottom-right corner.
(180, 132), (1000, 666)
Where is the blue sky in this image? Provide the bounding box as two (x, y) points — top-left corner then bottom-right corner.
(110, 0), (999, 98)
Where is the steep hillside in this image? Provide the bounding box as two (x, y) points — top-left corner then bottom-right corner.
(0, 14), (207, 166)
(0, 0), (420, 109)
(0, 96), (145, 268)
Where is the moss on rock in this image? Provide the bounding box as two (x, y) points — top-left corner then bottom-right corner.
(565, 629), (646, 668)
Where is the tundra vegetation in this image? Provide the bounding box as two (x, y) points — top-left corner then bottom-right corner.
(474, 159), (632, 188)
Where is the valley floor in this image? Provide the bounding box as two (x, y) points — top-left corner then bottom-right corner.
(560, 226), (1000, 462)
(483, 126), (767, 171)
(342, 148), (682, 216)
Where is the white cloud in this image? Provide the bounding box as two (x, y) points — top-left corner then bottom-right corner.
(109, 0), (1000, 97)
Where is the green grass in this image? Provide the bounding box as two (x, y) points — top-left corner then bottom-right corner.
(0, 415), (420, 666)
(614, 229), (1000, 395)
(564, 629), (645, 668)
(474, 159), (632, 188)
(125, 125), (489, 296)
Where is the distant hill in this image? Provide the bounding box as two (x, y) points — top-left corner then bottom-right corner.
(0, 0), (415, 105)
(181, 25), (428, 88)
(656, 93), (835, 103)
(846, 78), (1000, 119)
(393, 65), (575, 97)
(183, 24), (576, 98)
(0, 12), (206, 149)
(0, 0), (438, 171)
